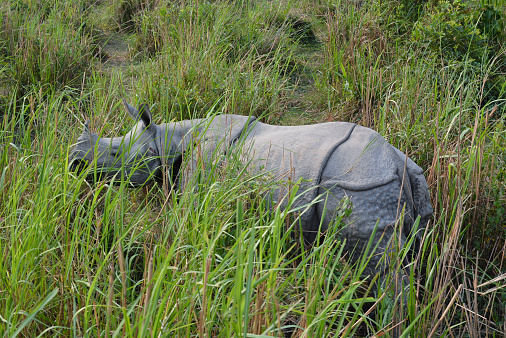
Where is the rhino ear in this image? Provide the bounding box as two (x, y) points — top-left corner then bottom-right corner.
(83, 120), (91, 134)
(138, 103), (153, 127)
(122, 99), (153, 128)
(123, 99), (139, 120)
(77, 120), (98, 142)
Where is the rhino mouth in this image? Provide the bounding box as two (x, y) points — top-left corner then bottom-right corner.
(69, 160), (127, 185)
(69, 152), (117, 177)
(69, 152), (163, 186)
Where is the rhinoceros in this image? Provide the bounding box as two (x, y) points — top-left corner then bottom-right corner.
(69, 101), (432, 279)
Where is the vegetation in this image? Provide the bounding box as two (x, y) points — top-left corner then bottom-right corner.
(1, 0), (505, 336)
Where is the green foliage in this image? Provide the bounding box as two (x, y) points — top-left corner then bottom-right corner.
(0, 1), (98, 98)
(480, 133), (506, 253)
(411, 0), (504, 61)
(116, 0), (154, 32)
(126, 1), (300, 119)
(398, 0), (428, 23)
(410, 1), (506, 113)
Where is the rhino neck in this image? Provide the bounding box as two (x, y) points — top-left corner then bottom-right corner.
(157, 115), (256, 188)
(158, 119), (205, 157)
(158, 115), (255, 159)
(149, 118), (200, 188)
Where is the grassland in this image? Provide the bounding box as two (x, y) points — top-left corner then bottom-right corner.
(0, 0), (505, 336)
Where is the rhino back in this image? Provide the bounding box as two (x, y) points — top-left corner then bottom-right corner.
(320, 124), (406, 191)
(240, 121), (357, 225)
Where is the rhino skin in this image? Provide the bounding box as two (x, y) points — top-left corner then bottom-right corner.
(70, 101), (433, 279)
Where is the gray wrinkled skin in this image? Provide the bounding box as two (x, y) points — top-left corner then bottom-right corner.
(69, 101), (433, 279)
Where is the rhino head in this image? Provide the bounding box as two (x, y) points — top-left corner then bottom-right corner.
(69, 100), (184, 186)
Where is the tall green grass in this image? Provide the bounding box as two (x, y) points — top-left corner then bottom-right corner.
(0, 1), (100, 99)
(1, 0), (505, 336)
